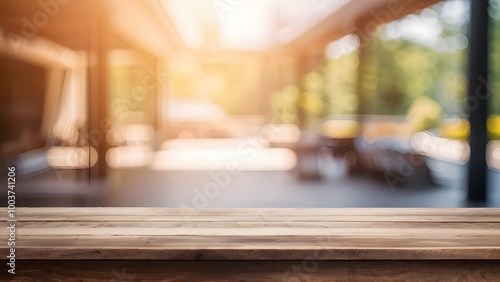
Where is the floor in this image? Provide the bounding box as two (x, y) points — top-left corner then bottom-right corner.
(7, 156), (500, 208)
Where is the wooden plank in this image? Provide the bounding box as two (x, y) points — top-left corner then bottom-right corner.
(11, 226), (500, 236)
(4, 207), (500, 222)
(9, 217), (497, 223)
(5, 215), (498, 222)
(14, 221), (500, 230)
(6, 207), (500, 216)
(10, 246), (500, 261)
(5, 235), (500, 260)
(11, 234), (500, 248)
(1, 208), (499, 261)
(1, 260), (499, 281)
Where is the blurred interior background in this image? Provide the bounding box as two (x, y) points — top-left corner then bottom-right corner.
(0, 0), (499, 207)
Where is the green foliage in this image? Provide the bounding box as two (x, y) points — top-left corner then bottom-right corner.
(270, 0), (500, 132)
(491, 0), (500, 115)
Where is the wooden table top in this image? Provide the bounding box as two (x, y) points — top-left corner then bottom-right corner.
(2, 208), (500, 261)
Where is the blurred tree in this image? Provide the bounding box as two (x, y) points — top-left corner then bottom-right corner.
(491, 0), (500, 115)
(367, 1), (469, 116)
(489, 0), (500, 139)
(269, 85), (299, 124)
(270, 0), (495, 134)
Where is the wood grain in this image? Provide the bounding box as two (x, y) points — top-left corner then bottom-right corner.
(3, 207), (500, 222)
(1, 208), (499, 280)
(0, 208), (499, 261)
(2, 260), (499, 281)
(0, 208), (500, 260)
